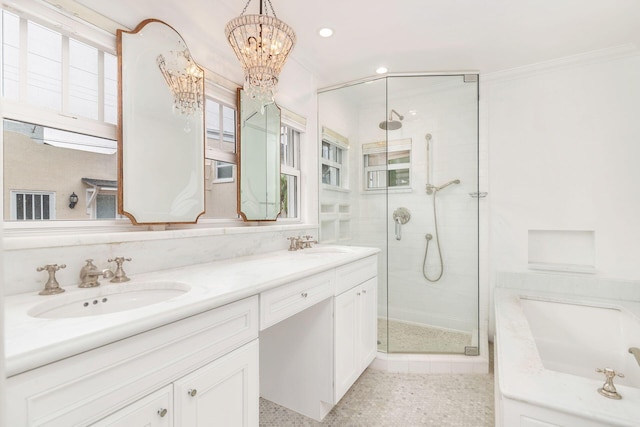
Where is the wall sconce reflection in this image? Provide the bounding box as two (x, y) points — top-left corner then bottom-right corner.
(68, 192), (78, 209)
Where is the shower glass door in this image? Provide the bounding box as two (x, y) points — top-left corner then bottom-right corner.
(318, 74), (479, 355)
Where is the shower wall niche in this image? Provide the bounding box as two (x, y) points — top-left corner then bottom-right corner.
(318, 75), (479, 355)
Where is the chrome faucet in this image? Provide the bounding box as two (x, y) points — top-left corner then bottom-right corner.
(630, 347), (640, 367)
(37, 263), (66, 295)
(79, 259), (115, 288)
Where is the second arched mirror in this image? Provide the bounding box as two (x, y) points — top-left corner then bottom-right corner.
(237, 89), (281, 221)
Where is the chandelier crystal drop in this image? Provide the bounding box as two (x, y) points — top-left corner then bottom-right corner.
(225, 0), (296, 106)
(156, 45), (204, 116)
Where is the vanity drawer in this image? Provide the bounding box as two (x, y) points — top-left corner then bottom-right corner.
(260, 270), (334, 330)
(335, 255), (377, 295)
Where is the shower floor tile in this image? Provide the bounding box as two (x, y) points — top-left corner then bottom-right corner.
(259, 363), (495, 426)
(377, 318), (472, 354)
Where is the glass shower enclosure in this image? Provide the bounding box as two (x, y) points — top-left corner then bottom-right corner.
(318, 74), (479, 355)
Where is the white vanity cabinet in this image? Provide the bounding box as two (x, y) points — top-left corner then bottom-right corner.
(334, 257), (378, 402)
(334, 277), (377, 402)
(6, 296), (258, 427)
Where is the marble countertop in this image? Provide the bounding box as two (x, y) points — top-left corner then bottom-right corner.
(5, 245), (379, 377)
(494, 288), (640, 427)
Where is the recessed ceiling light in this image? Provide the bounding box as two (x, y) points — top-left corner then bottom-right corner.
(318, 28), (333, 38)
(376, 66), (388, 74)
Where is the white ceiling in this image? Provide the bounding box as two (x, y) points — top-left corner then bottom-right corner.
(70, 0), (640, 88)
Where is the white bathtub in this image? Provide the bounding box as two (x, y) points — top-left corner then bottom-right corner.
(495, 290), (640, 427)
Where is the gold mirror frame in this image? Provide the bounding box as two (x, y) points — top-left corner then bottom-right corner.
(237, 89), (282, 221)
(117, 19), (205, 225)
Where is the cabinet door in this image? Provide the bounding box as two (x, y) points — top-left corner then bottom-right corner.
(334, 286), (359, 402)
(358, 277), (378, 368)
(90, 385), (173, 427)
(174, 339), (259, 427)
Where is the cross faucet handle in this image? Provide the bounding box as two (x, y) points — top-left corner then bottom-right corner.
(596, 367), (624, 399)
(36, 264), (66, 295)
(108, 257), (131, 283)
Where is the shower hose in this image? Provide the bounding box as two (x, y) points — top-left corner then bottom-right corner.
(422, 191), (444, 282)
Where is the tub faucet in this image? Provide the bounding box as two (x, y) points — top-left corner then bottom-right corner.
(630, 347), (640, 367)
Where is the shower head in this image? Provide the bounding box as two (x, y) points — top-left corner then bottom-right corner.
(379, 109), (404, 130)
(435, 179), (461, 192)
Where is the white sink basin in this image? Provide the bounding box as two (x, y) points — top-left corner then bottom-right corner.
(28, 281), (191, 319)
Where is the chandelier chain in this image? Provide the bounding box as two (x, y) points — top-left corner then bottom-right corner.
(239, 0), (278, 17)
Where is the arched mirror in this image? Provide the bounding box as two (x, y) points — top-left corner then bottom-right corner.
(117, 19), (205, 225)
(237, 89), (281, 221)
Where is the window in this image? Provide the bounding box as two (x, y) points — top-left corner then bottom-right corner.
(10, 191), (55, 220)
(203, 96), (239, 219)
(2, 10), (118, 124)
(321, 128), (349, 189)
(363, 139), (411, 190)
(280, 125), (301, 219)
(213, 161), (234, 183)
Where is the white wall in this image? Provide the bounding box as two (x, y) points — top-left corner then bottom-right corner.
(485, 48), (640, 333)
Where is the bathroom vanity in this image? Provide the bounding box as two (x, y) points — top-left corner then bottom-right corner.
(4, 245), (378, 426)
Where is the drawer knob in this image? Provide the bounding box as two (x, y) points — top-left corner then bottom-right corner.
(188, 388), (198, 397)
(357, 292), (361, 296)
(158, 408), (168, 417)
(301, 292), (308, 298)
(362, 290), (367, 294)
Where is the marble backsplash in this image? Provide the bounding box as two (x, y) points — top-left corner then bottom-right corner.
(3, 224), (318, 296)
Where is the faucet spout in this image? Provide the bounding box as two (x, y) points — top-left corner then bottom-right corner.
(630, 347), (640, 367)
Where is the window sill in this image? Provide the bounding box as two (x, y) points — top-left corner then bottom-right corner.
(321, 185), (350, 193)
(361, 187), (413, 195)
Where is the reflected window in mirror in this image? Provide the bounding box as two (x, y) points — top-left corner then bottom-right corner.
(280, 125), (301, 219)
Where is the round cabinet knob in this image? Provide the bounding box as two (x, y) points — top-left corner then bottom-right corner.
(301, 292), (308, 298)
(357, 292), (361, 296)
(362, 290), (367, 294)
(188, 389), (198, 397)
(158, 408), (168, 417)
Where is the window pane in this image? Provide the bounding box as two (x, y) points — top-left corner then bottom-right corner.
(367, 170), (386, 189)
(389, 169), (410, 187)
(322, 142), (330, 160)
(216, 161), (233, 180)
(42, 194), (50, 219)
(222, 105), (236, 151)
(206, 99), (236, 154)
(322, 164), (340, 187)
(366, 153), (386, 167)
(27, 21), (62, 110)
(69, 39), (99, 119)
(2, 11), (20, 100)
(104, 53), (118, 124)
(25, 194), (33, 219)
(281, 126), (297, 168)
(16, 193), (24, 219)
(280, 174), (297, 218)
(96, 193), (116, 218)
(34, 194), (42, 219)
(203, 159), (238, 219)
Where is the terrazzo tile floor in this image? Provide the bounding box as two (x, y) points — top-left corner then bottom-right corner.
(260, 344), (495, 426)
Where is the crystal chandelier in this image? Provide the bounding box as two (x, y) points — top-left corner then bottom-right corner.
(225, 0), (296, 105)
(156, 44), (204, 116)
